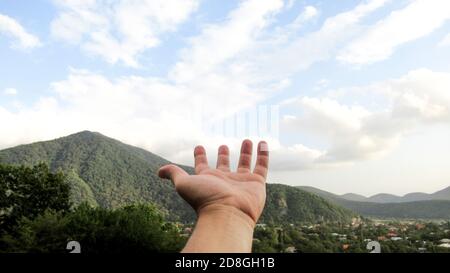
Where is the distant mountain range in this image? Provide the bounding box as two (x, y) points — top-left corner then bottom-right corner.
(336, 187), (450, 203)
(298, 186), (450, 220)
(0, 131), (354, 224)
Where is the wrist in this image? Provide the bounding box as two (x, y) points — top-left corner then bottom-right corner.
(182, 204), (256, 253)
(197, 204), (256, 230)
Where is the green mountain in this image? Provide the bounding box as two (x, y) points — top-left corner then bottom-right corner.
(0, 131), (195, 222)
(299, 186), (450, 220)
(0, 131), (354, 224)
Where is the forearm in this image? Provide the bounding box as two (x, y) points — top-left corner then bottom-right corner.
(182, 204), (256, 253)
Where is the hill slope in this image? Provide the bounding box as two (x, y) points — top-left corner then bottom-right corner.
(0, 131), (354, 223)
(263, 184), (354, 223)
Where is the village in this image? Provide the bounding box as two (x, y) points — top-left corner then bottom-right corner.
(179, 219), (450, 253)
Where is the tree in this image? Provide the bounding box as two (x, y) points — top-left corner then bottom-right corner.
(0, 163), (71, 234)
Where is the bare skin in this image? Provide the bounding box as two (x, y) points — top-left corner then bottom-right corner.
(158, 139), (269, 253)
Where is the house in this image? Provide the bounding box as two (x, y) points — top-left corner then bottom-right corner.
(415, 223), (425, 230)
(285, 246), (297, 253)
(387, 232), (398, 237)
(351, 217), (362, 227)
(438, 243), (450, 248)
(418, 247), (427, 253)
(439, 238), (450, 244)
(391, 237), (402, 241)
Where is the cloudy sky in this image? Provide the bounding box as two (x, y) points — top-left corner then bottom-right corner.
(1, 0), (450, 196)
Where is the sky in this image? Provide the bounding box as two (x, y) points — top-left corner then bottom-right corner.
(1, 0), (450, 196)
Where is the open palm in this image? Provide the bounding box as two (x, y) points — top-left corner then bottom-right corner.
(158, 140), (269, 224)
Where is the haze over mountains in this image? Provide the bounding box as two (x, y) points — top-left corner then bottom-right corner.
(0, 131), (449, 221)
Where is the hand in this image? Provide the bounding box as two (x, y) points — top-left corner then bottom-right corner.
(158, 140), (269, 225)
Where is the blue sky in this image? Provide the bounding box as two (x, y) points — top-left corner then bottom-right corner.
(1, 0), (450, 196)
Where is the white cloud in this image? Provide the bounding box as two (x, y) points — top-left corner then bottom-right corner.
(379, 69), (450, 122)
(3, 88), (18, 96)
(170, 0), (284, 83)
(288, 5), (318, 30)
(51, 0), (199, 67)
(281, 97), (396, 164)
(270, 144), (324, 171)
(338, 0), (450, 65)
(268, 4), (319, 44)
(167, 0), (388, 96)
(279, 69), (450, 170)
(249, 0), (390, 80)
(301, 6), (318, 21)
(438, 33), (450, 47)
(0, 13), (41, 49)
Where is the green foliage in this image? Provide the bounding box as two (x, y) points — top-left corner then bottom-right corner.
(0, 163), (71, 233)
(0, 161), (185, 253)
(65, 170), (98, 206)
(1, 204), (186, 253)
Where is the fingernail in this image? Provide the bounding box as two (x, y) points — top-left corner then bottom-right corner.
(260, 142), (269, 152)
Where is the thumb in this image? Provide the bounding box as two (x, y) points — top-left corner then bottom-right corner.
(158, 164), (189, 185)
